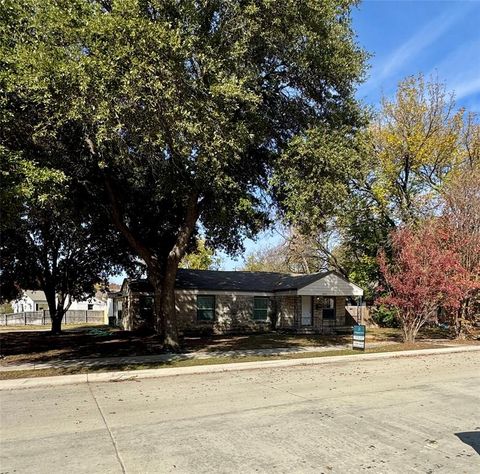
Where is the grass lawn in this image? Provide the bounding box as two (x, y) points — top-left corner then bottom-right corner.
(0, 342), (449, 380)
(1, 324), (477, 368)
(0, 323), (104, 332)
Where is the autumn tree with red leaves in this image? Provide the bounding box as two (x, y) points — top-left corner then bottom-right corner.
(378, 223), (469, 343)
(441, 168), (480, 337)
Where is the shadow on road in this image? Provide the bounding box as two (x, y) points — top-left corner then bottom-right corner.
(455, 431), (480, 455)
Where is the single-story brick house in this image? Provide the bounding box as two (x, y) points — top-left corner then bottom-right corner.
(109, 269), (363, 335)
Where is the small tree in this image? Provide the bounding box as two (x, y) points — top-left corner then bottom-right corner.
(0, 156), (125, 334)
(378, 224), (467, 343)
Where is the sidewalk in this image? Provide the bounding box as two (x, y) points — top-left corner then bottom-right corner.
(1, 342), (389, 372)
(1, 345), (479, 391)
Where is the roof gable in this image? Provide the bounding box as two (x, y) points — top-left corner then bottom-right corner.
(23, 290), (47, 302)
(297, 272), (363, 296)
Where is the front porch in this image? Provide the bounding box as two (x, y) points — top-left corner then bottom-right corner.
(276, 295), (359, 334)
(275, 273), (363, 335)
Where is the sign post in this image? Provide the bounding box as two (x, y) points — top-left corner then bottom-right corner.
(353, 325), (366, 351)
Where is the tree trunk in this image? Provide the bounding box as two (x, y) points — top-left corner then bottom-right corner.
(402, 320), (417, 343)
(154, 193), (200, 351)
(402, 329), (415, 343)
(454, 300), (469, 339)
(150, 273), (163, 336)
(43, 285), (62, 335)
(159, 260), (180, 351)
(51, 314), (63, 335)
(105, 178), (200, 349)
(148, 260), (180, 351)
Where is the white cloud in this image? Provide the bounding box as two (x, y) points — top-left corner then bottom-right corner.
(427, 38), (480, 103)
(364, 5), (472, 92)
(451, 77), (480, 101)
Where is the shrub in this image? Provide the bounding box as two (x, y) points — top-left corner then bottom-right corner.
(372, 305), (399, 328)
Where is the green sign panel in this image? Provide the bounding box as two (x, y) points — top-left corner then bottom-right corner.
(353, 324), (366, 350)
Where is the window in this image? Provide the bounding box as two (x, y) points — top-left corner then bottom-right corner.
(139, 296), (154, 320)
(87, 303), (94, 311)
(253, 297), (269, 321)
(197, 295), (215, 321)
(322, 297), (335, 320)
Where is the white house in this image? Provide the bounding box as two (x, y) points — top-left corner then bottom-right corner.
(12, 291), (49, 313)
(12, 291), (106, 313)
(67, 296), (106, 311)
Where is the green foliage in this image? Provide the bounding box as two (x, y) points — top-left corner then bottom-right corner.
(273, 127), (370, 235)
(370, 74), (465, 223)
(371, 305), (399, 328)
(272, 75), (480, 299)
(332, 76), (478, 293)
(0, 80), (130, 322)
(1, 0), (367, 253)
(180, 240), (221, 270)
(0, 302), (13, 314)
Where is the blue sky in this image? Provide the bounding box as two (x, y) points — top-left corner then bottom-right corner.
(354, 0), (480, 112)
(221, 0), (480, 270)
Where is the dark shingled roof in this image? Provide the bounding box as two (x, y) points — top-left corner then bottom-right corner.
(125, 269), (334, 293)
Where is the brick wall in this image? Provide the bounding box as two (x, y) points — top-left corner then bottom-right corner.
(176, 292), (272, 334)
(275, 295), (299, 329)
(120, 290), (154, 332)
(121, 290), (349, 334)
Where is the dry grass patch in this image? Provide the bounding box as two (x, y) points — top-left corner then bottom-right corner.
(0, 342), (447, 380)
(1, 324), (474, 368)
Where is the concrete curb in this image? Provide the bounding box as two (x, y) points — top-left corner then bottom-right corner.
(1, 345), (479, 391)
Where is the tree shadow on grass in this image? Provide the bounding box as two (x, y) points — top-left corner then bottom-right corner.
(0, 326), (165, 364)
(185, 333), (352, 352)
(455, 431), (480, 455)
(0, 328), (353, 365)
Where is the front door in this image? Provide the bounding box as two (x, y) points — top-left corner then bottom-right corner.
(301, 296), (312, 326)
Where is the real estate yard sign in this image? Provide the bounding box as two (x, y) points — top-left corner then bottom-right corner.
(353, 325), (366, 350)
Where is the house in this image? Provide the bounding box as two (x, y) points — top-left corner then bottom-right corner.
(110, 269), (363, 335)
(106, 290), (123, 325)
(12, 290), (106, 313)
(67, 296), (106, 311)
(12, 291), (49, 313)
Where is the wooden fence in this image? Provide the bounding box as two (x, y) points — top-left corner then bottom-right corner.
(346, 306), (374, 326)
(0, 310), (104, 326)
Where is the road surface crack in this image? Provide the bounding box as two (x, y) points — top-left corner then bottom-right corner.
(87, 381), (127, 474)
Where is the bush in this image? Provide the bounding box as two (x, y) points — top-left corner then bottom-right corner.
(372, 305), (399, 328)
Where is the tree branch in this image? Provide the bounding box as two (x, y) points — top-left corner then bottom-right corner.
(103, 175), (155, 266)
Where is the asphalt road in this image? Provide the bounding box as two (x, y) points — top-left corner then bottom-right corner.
(1, 351), (479, 474)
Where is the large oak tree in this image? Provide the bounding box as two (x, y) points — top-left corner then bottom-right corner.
(2, 0), (368, 348)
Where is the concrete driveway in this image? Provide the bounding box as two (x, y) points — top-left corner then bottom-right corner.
(1, 351), (479, 473)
